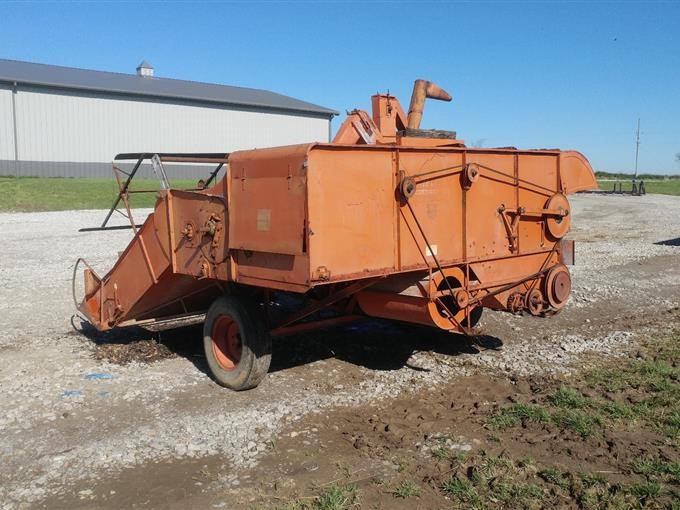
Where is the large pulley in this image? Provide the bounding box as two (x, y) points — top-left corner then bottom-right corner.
(545, 264), (571, 310)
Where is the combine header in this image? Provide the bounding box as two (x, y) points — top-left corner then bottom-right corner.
(75, 80), (597, 390)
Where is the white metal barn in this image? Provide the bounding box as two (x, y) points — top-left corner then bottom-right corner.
(0, 59), (337, 177)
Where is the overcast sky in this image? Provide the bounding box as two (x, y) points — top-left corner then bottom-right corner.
(2, 0), (679, 174)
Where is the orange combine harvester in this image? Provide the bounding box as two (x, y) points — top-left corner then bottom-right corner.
(75, 80), (597, 390)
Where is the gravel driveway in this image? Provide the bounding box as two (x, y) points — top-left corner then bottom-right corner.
(0, 193), (679, 508)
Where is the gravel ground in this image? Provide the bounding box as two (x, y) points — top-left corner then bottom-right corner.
(0, 194), (679, 508)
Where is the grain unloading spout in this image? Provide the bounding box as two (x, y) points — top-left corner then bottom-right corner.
(407, 79), (452, 129)
(333, 79), (455, 144)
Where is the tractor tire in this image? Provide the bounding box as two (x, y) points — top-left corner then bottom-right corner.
(203, 295), (272, 390)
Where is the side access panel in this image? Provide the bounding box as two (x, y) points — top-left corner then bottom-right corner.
(306, 146), (396, 282)
(228, 144), (312, 292)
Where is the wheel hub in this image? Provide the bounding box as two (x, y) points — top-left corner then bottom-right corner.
(211, 315), (243, 370)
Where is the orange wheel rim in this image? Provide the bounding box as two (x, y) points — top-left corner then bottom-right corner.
(211, 315), (242, 370)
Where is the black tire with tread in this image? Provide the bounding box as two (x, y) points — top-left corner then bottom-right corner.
(203, 296), (272, 390)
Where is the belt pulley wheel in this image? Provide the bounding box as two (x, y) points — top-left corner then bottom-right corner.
(429, 267), (470, 330)
(507, 292), (524, 314)
(525, 288), (544, 316)
(400, 177), (417, 200)
(455, 289), (469, 309)
(545, 193), (571, 239)
(545, 265), (571, 309)
(463, 163), (480, 188)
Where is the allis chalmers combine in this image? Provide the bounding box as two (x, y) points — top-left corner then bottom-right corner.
(75, 81), (597, 390)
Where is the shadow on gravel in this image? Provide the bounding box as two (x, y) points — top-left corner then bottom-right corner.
(655, 237), (680, 246)
(71, 314), (504, 377)
(269, 319), (504, 373)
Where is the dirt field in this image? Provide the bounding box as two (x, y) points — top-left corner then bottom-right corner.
(1, 193), (679, 509)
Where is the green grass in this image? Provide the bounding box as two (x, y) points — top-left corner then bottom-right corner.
(577, 472), (607, 489)
(586, 345), (680, 442)
(442, 454), (547, 508)
(392, 481), (419, 498)
(431, 441), (467, 463)
(442, 477), (480, 505)
(602, 400), (637, 420)
(487, 402), (550, 429)
(0, 176), (198, 212)
(549, 388), (592, 409)
(490, 334), (680, 441)
(314, 485), (357, 510)
(596, 177), (680, 196)
(641, 180), (680, 195)
(538, 467), (570, 490)
(595, 170), (680, 181)
(432, 446), (451, 460)
(488, 401), (602, 438)
(629, 480), (664, 500)
(491, 482), (543, 504)
(252, 483), (358, 510)
(551, 410), (603, 438)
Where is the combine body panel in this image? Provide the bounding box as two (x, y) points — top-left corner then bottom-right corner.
(76, 81), (597, 390)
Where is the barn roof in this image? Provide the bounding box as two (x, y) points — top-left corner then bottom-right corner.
(0, 58), (337, 118)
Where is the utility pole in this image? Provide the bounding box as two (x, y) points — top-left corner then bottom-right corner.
(634, 118), (640, 178)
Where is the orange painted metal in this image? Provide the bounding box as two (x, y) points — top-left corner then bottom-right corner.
(407, 79), (452, 129)
(76, 80), (597, 335)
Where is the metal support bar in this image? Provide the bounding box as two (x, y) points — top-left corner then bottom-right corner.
(113, 165), (138, 232)
(79, 224), (139, 232)
(274, 278), (381, 330)
(101, 156), (144, 228)
(114, 152), (229, 161)
(501, 206), (567, 218)
(151, 154), (170, 190)
(270, 315), (362, 338)
(204, 162), (225, 188)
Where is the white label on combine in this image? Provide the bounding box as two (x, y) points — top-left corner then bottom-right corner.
(257, 209), (271, 231)
(426, 244), (438, 257)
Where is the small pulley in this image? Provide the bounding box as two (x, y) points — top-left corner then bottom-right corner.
(400, 176), (417, 200)
(462, 163), (480, 189)
(525, 288), (544, 316)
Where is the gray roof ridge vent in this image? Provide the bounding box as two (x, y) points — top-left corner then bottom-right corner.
(136, 60), (153, 77)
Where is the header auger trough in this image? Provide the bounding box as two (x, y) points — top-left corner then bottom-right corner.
(75, 80), (597, 390)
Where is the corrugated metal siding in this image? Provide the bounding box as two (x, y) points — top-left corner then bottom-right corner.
(0, 84), (14, 160)
(5, 85), (329, 176)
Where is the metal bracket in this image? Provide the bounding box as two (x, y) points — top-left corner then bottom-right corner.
(498, 204), (568, 251)
(498, 205), (523, 252)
